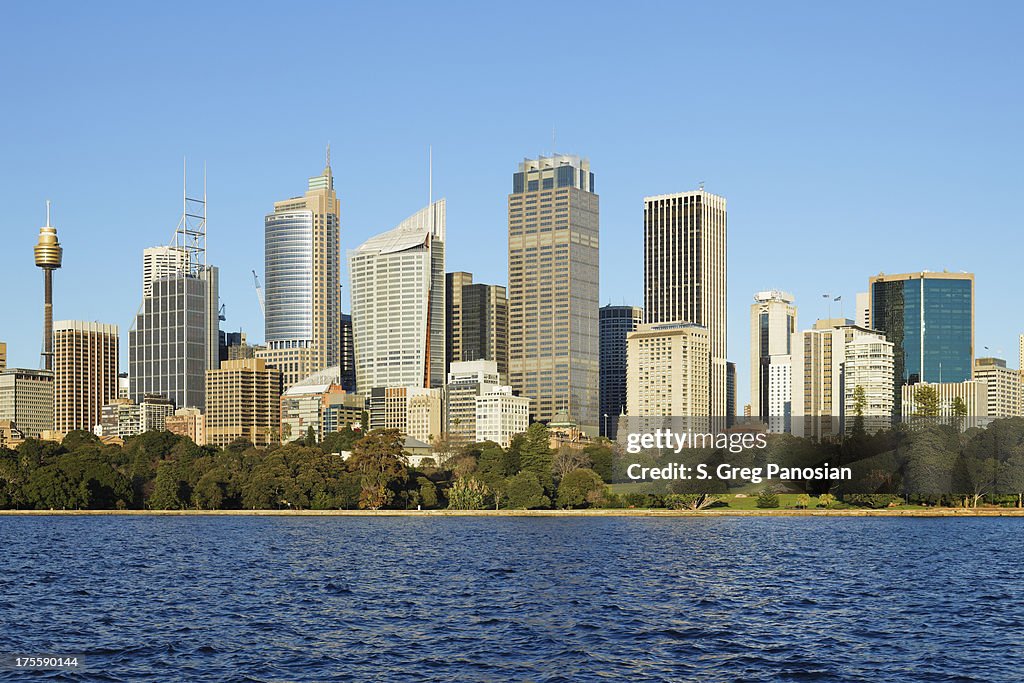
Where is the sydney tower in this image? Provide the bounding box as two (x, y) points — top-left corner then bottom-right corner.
(34, 201), (62, 371)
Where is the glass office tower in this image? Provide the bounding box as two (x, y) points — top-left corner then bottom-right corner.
(869, 271), (974, 408)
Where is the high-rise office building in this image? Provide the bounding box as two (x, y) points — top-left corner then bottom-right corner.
(973, 358), (1021, 419)
(205, 358), (281, 448)
(644, 189), (727, 417)
(448, 272), (509, 382)
(261, 154), (341, 389)
(791, 320), (894, 439)
(446, 271), (474, 372)
(626, 322), (710, 419)
(53, 320), (119, 434)
(0, 342), (6, 371)
(130, 175), (219, 411)
(749, 291), (797, 430)
(726, 361), (737, 427)
(508, 154), (599, 432)
(130, 265), (219, 410)
(349, 200), (446, 392)
(142, 246), (188, 298)
(0, 368), (54, 437)
(599, 305), (642, 438)
(339, 313), (356, 393)
(870, 271), (974, 412)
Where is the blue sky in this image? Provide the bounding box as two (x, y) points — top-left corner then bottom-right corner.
(1, 1), (1021, 409)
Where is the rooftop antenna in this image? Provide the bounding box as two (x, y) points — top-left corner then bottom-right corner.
(699, 181), (705, 191)
(326, 141), (331, 169)
(552, 126), (556, 156)
(428, 145), (432, 208)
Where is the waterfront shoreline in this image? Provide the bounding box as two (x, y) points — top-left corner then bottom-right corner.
(2, 508), (1023, 517)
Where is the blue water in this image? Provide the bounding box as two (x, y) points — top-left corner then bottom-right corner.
(0, 516), (1021, 682)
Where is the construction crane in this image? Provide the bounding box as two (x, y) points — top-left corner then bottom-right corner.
(252, 270), (265, 316)
(218, 303), (226, 322)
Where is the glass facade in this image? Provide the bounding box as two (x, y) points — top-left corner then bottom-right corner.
(265, 211), (314, 342)
(871, 274), (973, 408)
(599, 305), (642, 438)
(129, 266), (219, 410)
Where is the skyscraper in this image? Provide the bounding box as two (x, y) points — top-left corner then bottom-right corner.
(599, 304), (642, 438)
(973, 358), (1021, 419)
(444, 359), (502, 446)
(129, 172), (219, 411)
(508, 154), (599, 433)
(349, 200), (446, 392)
(0, 342), (6, 371)
(260, 152), (341, 389)
(869, 271), (974, 410)
(447, 272), (509, 382)
(339, 313), (356, 393)
(446, 271), (474, 372)
(644, 189), (727, 417)
(749, 290), (797, 430)
(53, 320), (119, 434)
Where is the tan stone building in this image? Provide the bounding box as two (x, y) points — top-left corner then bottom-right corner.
(53, 320), (119, 434)
(973, 358), (1021, 419)
(205, 359), (281, 447)
(0, 368), (53, 437)
(165, 407), (206, 446)
(626, 322), (710, 419)
(644, 190), (727, 418)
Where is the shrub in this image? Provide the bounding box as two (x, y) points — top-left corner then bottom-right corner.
(843, 493), (904, 509)
(756, 489), (780, 508)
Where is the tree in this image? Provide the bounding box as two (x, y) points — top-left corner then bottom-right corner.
(556, 468), (606, 509)
(951, 396), (968, 432)
(551, 446), (590, 480)
(817, 493), (837, 509)
(347, 429), (408, 510)
(304, 426), (318, 447)
(505, 471), (549, 509)
(583, 443), (614, 483)
(912, 384), (940, 419)
(795, 493), (811, 509)
(518, 423), (554, 494)
(851, 385), (867, 438)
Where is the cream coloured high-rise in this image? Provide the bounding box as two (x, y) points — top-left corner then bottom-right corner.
(644, 190), (727, 418)
(53, 320), (119, 434)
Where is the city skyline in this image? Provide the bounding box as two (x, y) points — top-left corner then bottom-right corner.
(2, 2), (1022, 415)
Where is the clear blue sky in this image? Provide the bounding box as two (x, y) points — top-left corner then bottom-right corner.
(1, 1), (1021, 410)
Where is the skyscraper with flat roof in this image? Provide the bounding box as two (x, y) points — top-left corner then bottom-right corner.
(508, 154), (599, 433)
(0, 368), (53, 437)
(599, 304), (642, 438)
(53, 320), (119, 434)
(260, 153), (341, 389)
(870, 271), (974, 411)
(749, 290), (797, 429)
(644, 189), (727, 417)
(349, 200), (446, 392)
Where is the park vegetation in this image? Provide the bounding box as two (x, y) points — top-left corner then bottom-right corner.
(4, 416), (1024, 511)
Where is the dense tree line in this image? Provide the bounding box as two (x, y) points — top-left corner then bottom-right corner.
(0, 423), (615, 511)
(4, 418), (1024, 510)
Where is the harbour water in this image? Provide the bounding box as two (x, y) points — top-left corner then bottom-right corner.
(0, 516), (1020, 681)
